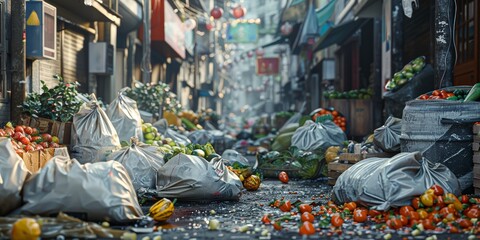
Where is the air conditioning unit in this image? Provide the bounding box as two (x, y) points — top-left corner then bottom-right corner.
(26, 1), (57, 60)
(88, 42), (114, 75)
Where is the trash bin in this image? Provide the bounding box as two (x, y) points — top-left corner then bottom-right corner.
(400, 99), (480, 192)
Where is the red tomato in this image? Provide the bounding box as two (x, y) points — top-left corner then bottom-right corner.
(422, 219), (435, 230)
(330, 214), (344, 227)
(460, 195), (469, 204)
(368, 209), (382, 218)
(301, 212), (315, 223)
(279, 200), (292, 212)
(273, 221), (282, 231)
(399, 206), (414, 217)
(464, 207), (480, 219)
(14, 126), (24, 133)
(299, 221), (315, 235)
(24, 126), (33, 135)
(436, 195), (446, 208)
(419, 94), (429, 100)
(398, 215), (408, 226)
(408, 211), (420, 221)
(432, 90), (441, 96)
(386, 218), (403, 229)
(430, 184), (444, 196)
(344, 202), (357, 211)
(456, 218), (473, 229)
(439, 206), (456, 217)
(298, 204), (312, 213)
(261, 215), (271, 224)
(412, 197), (423, 209)
(353, 208), (368, 223)
(278, 171), (289, 184)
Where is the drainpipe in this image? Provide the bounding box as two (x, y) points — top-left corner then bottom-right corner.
(141, 0), (152, 83)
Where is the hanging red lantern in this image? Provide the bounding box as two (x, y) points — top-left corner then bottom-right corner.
(206, 23), (214, 31)
(232, 5), (245, 19)
(255, 48), (264, 57)
(280, 22), (293, 36)
(210, 7), (223, 20)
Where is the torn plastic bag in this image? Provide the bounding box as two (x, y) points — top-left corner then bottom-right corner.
(156, 154), (242, 201)
(71, 94), (121, 164)
(291, 120), (347, 152)
(107, 138), (165, 190)
(106, 88), (144, 143)
(187, 130), (214, 145)
(0, 138), (30, 215)
(153, 119), (191, 146)
(332, 152), (461, 210)
(373, 116), (402, 152)
(222, 149), (257, 169)
(18, 156), (143, 222)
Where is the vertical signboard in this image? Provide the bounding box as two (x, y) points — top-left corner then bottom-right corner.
(256, 57), (280, 75)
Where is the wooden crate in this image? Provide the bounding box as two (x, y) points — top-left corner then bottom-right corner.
(338, 152), (397, 163)
(20, 116), (72, 145)
(18, 147), (69, 172)
(474, 178), (480, 188)
(349, 100), (374, 137)
(327, 161), (354, 186)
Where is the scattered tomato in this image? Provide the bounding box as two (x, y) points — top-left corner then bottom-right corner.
(353, 208), (368, 223)
(278, 171), (289, 184)
(279, 200), (292, 212)
(420, 193), (434, 207)
(298, 204), (312, 213)
(299, 221), (315, 235)
(301, 212), (315, 223)
(261, 215), (271, 224)
(330, 214), (344, 227)
(344, 202), (357, 211)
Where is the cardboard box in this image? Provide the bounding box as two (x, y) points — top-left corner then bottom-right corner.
(21, 116), (72, 145)
(19, 147), (69, 172)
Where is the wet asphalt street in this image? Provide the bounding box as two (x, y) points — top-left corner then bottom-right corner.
(137, 179), (475, 240)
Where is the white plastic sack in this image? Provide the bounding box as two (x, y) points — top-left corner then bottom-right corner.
(187, 130), (214, 145)
(291, 120), (347, 152)
(156, 154), (242, 201)
(108, 139), (164, 190)
(18, 156), (143, 222)
(333, 152), (461, 210)
(72, 94), (121, 163)
(0, 138), (30, 215)
(153, 119), (191, 145)
(106, 88), (144, 143)
(374, 116), (402, 152)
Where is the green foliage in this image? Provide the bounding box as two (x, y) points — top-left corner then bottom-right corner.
(125, 82), (182, 117)
(20, 75), (84, 122)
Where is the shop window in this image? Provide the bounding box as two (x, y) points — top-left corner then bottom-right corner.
(454, 0), (478, 85)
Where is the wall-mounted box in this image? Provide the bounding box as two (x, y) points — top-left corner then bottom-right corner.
(88, 42), (113, 75)
(26, 1), (57, 60)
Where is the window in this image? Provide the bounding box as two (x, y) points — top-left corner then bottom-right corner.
(454, 0), (479, 85)
(0, 0), (6, 100)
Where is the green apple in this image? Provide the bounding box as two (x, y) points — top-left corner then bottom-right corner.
(144, 132), (155, 140)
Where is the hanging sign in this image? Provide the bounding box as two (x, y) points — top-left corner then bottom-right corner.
(256, 57), (280, 75)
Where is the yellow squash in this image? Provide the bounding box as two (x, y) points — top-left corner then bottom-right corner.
(149, 198), (176, 222)
(243, 175), (261, 191)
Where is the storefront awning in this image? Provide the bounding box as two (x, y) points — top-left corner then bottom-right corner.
(262, 37), (290, 48)
(314, 18), (369, 51)
(46, 0), (121, 26)
(353, 0), (382, 18)
(118, 0), (143, 35)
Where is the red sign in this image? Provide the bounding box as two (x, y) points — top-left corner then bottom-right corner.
(139, 0), (185, 59)
(256, 57), (280, 75)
